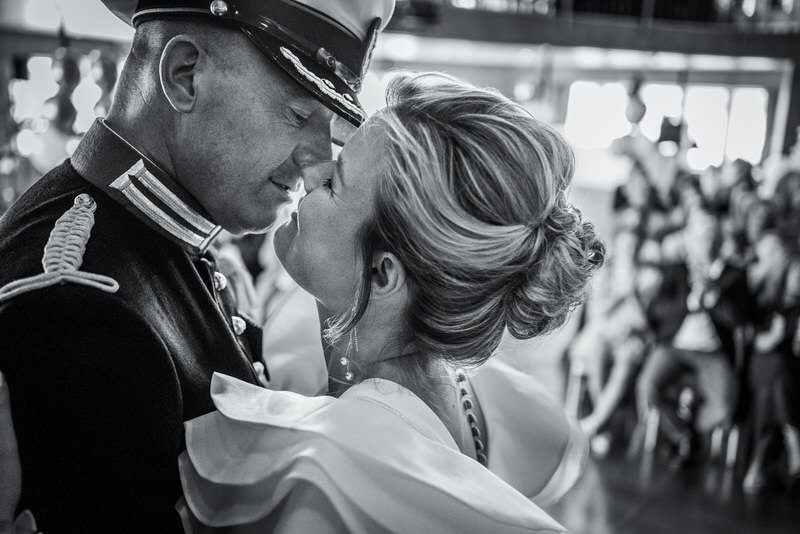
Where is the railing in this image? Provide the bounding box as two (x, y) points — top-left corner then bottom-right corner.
(392, 0), (800, 33)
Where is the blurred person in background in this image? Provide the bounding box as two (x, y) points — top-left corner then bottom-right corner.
(758, 125), (800, 199)
(569, 257), (659, 441)
(742, 198), (778, 260)
(743, 231), (800, 494)
(711, 159), (758, 223)
(710, 159), (760, 261)
(637, 194), (749, 469)
(568, 144), (692, 453)
(772, 170), (800, 246)
(611, 162), (671, 244)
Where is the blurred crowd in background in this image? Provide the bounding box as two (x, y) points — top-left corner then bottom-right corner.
(565, 91), (800, 495)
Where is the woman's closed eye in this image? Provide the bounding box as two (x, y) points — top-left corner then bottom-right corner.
(300, 160), (336, 195)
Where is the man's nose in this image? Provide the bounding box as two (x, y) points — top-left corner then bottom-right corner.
(292, 110), (334, 168)
(301, 160), (336, 194)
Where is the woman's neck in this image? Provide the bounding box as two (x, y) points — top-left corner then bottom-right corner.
(323, 319), (477, 457)
(366, 356), (477, 458)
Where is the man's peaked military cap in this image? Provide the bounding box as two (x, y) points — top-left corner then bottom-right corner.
(102, 0), (395, 126)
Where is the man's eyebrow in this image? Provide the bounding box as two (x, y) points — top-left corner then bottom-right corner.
(290, 98), (315, 116)
(289, 92), (321, 113)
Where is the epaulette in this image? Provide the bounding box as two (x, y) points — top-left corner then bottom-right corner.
(0, 194), (119, 302)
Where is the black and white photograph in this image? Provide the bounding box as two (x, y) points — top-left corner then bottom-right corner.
(0, 1), (799, 532)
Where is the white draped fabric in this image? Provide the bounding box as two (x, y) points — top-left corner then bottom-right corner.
(473, 359), (587, 506)
(178, 373), (568, 533)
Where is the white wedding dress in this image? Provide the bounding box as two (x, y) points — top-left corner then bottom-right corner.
(178, 372), (571, 533)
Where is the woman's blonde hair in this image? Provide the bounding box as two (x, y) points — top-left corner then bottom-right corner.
(327, 72), (605, 367)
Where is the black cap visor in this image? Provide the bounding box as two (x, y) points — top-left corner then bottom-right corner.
(240, 23), (367, 127)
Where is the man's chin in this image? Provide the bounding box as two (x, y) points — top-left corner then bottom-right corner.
(221, 226), (270, 237)
(218, 214), (281, 236)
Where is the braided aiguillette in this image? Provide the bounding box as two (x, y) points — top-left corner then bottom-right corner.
(0, 194), (119, 302)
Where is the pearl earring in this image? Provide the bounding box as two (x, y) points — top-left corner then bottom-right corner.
(341, 326), (358, 381)
(340, 291), (360, 382)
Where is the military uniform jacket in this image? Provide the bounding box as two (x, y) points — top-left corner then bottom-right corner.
(0, 119), (262, 532)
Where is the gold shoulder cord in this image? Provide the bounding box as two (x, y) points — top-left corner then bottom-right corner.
(0, 194), (120, 303)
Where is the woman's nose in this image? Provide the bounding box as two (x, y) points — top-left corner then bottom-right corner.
(301, 160), (336, 194)
(292, 141), (331, 168)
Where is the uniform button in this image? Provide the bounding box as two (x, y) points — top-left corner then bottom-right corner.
(231, 315), (246, 335)
(74, 193), (96, 210)
(213, 271), (228, 291)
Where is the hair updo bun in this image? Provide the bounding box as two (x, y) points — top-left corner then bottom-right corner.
(505, 203), (605, 340)
(328, 72), (605, 368)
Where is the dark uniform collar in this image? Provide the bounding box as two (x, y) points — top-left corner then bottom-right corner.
(72, 119), (222, 255)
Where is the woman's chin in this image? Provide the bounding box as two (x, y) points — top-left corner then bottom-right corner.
(272, 219), (295, 263)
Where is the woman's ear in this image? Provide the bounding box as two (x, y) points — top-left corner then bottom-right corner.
(371, 252), (406, 299)
(159, 35), (204, 113)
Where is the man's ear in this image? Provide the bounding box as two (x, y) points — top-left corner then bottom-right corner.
(371, 252), (406, 299)
(159, 35), (204, 113)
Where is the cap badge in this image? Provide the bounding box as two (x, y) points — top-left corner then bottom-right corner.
(315, 48), (360, 93)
